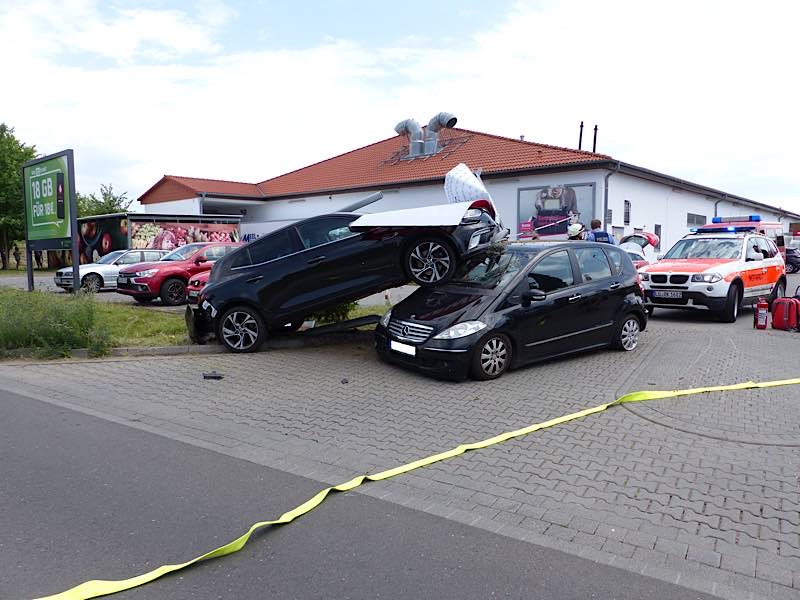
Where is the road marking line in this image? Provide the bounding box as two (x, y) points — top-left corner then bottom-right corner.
(35, 377), (800, 600)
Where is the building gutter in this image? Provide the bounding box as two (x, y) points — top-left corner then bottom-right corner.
(604, 161), (621, 228)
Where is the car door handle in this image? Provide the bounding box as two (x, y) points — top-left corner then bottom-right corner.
(246, 275), (263, 283)
(609, 282), (621, 290)
(568, 294), (582, 303)
(307, 256), (325, 265)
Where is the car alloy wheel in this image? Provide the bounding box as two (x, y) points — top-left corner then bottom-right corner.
(786, 262), (796, 274)
(82, 273), (102, 293)
(161, 278), (187, 306)
(407, 240), (453, 285)
(471, 334), (511, 380)
(619, 317), (640, 351)
(220, 310), (262, 352)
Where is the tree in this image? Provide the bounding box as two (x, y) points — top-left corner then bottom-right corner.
(77, 183), (132, 217)
(0, 124), (36, 270)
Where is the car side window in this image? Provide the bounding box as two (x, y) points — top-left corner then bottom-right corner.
(233, 229), (297, 268)
(755, 237), (775, 258)
(575, 247), (612, 282)
(143, 251), (163, 261)
(203, 246), (227, 261)
(118, 251), (142, 264)
(603, 246), (625, 275)
(296, 216), (358, 249)
(528, 250), (574, 293)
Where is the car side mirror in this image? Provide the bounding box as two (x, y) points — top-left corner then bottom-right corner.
(521, 289), (547, 307)
(195, 256), (208, 264)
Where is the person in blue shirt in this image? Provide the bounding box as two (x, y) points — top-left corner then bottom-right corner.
(585, 219), (616, 244)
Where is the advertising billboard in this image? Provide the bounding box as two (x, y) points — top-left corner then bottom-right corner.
(518, 183), (596, 239)
(130, 221), (239, 250)
(23, 150), (76, 248)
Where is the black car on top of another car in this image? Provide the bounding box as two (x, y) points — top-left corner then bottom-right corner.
(375, 241), (647, 380)
(188, 206), (506, 352)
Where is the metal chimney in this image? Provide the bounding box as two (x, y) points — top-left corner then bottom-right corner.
(395, 118), (424, 157)
(424, 112), (457, 154)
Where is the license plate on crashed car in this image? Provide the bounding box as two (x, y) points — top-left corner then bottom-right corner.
(652, 290), (682, 299)
(117, 277), (129, 284)
(390, 340), (416, 356)
(188, 290), (198, 298)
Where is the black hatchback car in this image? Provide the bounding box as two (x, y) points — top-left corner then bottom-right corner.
(375, 241), (647, 380)
(188, 208), (505, 352)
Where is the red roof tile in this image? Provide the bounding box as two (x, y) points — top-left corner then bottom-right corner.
(257, 128), (611, 197)
(138, 129), (610, 204)
(138, 175), (263, 204)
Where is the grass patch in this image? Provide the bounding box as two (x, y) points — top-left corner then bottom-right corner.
(0, 288), (186, 358)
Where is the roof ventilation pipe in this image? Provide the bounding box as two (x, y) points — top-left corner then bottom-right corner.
(395, 118), (424, 157)
(424, 112), (457, 154)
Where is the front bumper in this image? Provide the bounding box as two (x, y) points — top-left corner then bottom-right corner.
(185, 305), (215, 344)
(54, 275), (74, 289)
(116, 275), (154, 297)
(374, 326), (473, 380)
(642, 279), (729, 311)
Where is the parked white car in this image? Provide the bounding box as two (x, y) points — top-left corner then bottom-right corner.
(54, 249), (168, 292)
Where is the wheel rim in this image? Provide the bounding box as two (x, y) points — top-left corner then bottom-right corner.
(85, 275), (100, 292)
(221, 311), (259, 350)
(480, 337), (508, 376)
(166, 281), (185, 304)
(620, 318), (640, 350)
(409, 242), (450, 283)
(788, 264), (796, 274)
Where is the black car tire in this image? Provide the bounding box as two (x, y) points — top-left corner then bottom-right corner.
(405, 238), (457, 287)
(717, 282), (742, 323)
(768, 279), (786, 309)
(611, 314), (641, 351)
(81, 273), (102, 293)
(470, 332), (513, 380)
(160, 278), (187, 306)
(218, 306), (266, 353)
(133, 297), (152, 304)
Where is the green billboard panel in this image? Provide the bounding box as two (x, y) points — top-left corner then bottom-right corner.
(24, 152), (73, 242)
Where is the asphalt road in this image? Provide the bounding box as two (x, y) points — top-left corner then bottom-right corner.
(1, 390), (718, 600)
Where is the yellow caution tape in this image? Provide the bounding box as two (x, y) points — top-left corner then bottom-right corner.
(36, 377), (800, 600)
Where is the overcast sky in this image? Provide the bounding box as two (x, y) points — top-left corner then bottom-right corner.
(2, 0), (799, 214)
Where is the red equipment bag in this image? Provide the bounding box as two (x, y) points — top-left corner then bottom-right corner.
(771, 297), (800, 331)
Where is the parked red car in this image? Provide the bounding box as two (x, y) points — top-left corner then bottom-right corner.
(116, 242), (241, 305)
(187, 270), (210, 304)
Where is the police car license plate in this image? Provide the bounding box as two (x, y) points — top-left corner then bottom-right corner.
(390, 340), (416, 356)
(652, 290), (682, 299)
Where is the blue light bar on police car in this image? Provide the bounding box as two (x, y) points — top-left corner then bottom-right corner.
(711, 215), (762, 223)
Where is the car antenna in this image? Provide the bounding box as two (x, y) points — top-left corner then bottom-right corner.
(339, 191), (383, 213)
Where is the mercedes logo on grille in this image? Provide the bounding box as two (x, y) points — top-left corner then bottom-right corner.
(401, 325), (410, 336)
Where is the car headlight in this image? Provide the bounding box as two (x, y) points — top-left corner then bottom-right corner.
(379, 308), (392, 328)
(462, 208), (483, 220)
(133, 269), (158, 277)
(639, 272), (650, 281)
(691, 273), (722, 283)
(433, 321), (487, 340)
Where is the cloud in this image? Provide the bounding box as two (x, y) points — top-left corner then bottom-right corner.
(1, 0), (798, 215)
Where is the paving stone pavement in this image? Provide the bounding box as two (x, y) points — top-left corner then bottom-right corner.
(2, 297), (800, 599)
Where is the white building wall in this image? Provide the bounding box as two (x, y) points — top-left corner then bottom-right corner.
(143, 197), (200, 215)
(608, 173), (787, 259)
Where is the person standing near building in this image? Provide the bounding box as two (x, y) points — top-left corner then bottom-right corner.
(567, 223), (586, 240)
(34, 250), (43, 269)
(12, 245), (21, 270)
(585, 219), (616, 244)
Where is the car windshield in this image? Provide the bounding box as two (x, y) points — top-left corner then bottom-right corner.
(160, 244), (204, 261)
(664, 238), (742, 260)
(96, 250), (125, 264)
(451, 248), (534, 289)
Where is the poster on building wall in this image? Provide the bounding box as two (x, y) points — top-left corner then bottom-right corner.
(518, 183), (595, 238)
(77, 216), (129, 263)
(131, 221), (240, 250)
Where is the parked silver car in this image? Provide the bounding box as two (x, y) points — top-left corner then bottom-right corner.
(54, 249), (168, 292)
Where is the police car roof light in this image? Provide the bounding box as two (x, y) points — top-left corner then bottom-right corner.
(712, 215), (762, 224)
